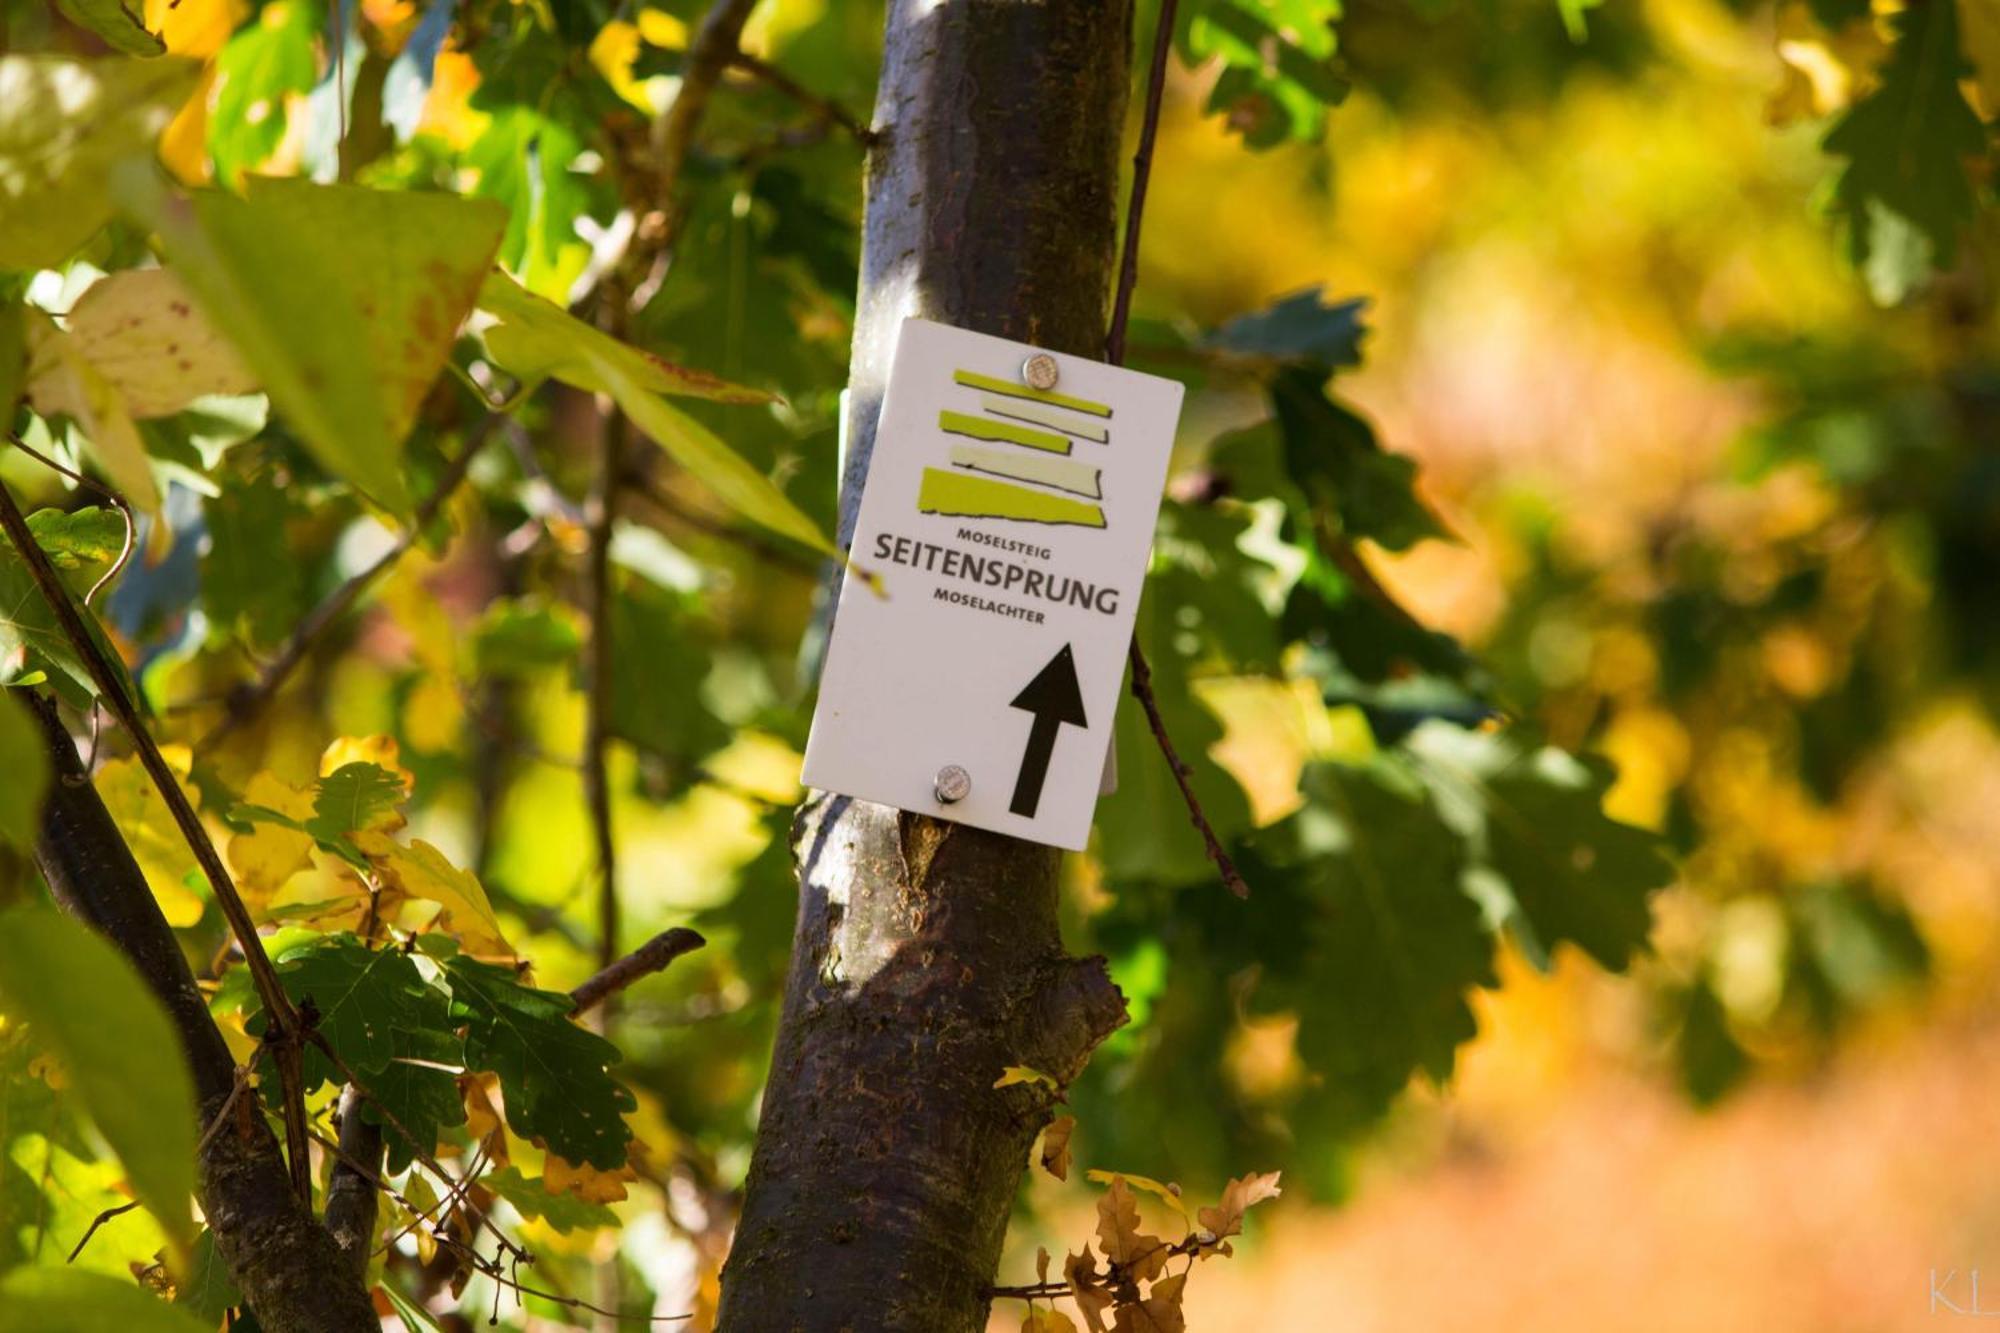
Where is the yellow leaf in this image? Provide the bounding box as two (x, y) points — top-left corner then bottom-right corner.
(354, 832), (509, 956)
(543, 1153), (635, 1205)
(146, 0), (246, 57)
(93, 749), (203, 926)
(320, 734), (415, 797)
(23, 311), (161, 516)
(1040, 1115), (1075, 1182)
(1024, 1308), (1077, 1332)
(227, 771), (317, 910)
(400, 674), (464, 754)
(994, 1064), (1059, 1091)
(158, 62), (215, 185)
(1963, 0), (2000, 118)
(64, 269), (258, 418)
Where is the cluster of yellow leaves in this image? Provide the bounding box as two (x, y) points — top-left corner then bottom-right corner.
(1025, 1171), (1282, 1333)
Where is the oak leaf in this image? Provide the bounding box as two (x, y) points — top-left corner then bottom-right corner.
(1196, 1170), (1282, 1242)
(1064, 1246), (1112, 1333)
(1112, 1273), (1186, 1333)
(1095, 1177), (1168, 1281)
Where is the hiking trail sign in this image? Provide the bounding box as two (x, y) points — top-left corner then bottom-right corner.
(802, 318), (1183, 850)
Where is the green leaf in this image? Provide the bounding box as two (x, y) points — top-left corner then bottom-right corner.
(0, 532), (136, 709)
(1207, 288), (1368, 370)
(473, 597), (582, 679)
(306, 762), (410, 844)
(1, 1268), (211, 1333)
(256, 934), (465, 1173)
(1269, 367), (1448, 552)
(202, 471), (307, 649)
(172, 1228), (241, 1327)
(131, 178), (509, 516)
(0, 690), (49, 849)
(444, 955), (635, 1169)
(1244, 761), (1494, 1122)
(1184, 0), (1349, 148)
(1405, 722), (1672, 972)
(477, 273), (837, 556)
(466, 107), (595, 301)
(1674, 975), (1749, 1106)
(484, 1165), (620, 1233)
(606, 579), (728, 762)
(26, 508), (126, 571)
(0, 908), (198, 1249)
(208, 1), (318, 181)
(381, 1282), (448, 1333)
(1823, 0), (1987, 284)
(53, 0), (166, 57)
(0, 55), (200, 270)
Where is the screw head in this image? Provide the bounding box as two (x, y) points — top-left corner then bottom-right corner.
(933, 765), (972, 804)
(1021, 352), (1059, 391)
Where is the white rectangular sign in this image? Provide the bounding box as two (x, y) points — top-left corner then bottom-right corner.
(802, 318), (1182, 850)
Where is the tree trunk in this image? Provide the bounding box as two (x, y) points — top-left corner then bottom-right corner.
(22, 692), (378, 1333)
(716, 3), (1133, 1330)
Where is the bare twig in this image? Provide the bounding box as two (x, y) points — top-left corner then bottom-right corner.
(1126, 639), (1250, 898)
(726, 49), (876, 146)
(570, 927), (706, 1016)
(0, 479), (318, 1194)
(64, 1200), (139, 1263)
(203, 425), (495, 744)
(1101, 0), (1247, 898)
(584, 414), (625, 981)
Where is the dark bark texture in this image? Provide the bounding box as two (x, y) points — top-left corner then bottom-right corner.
(716, 3), (1134, 1329)
(22, 692), (378, 1333)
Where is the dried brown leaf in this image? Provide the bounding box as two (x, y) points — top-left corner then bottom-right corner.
(1196, 1170), (1282, 1242)
(1041, 1115), (1076, 1182)
(1095, 1177), (1167, 1270)
(1066, 1246), (1113, 1333)
(1112, 1273), (1187, 1333)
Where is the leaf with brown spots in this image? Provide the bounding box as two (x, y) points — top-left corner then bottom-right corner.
(65, 268), (257, 418)
(134, 177), (508, 516)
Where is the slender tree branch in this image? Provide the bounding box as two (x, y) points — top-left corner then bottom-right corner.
(571, 927), (707, 1016)
(64, 1200), (140, 1263)
(0, 481), (318, 1194)
(205, 424), (496, 744)
(584, 414), (625, 980)
(1099, 0), (1247, 898)
(725, 49), (876, 146)
(21, 691), (377, 1331)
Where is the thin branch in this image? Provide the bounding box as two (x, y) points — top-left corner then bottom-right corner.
(1101, 0), (1246, 898)
(584, 414), (624, 980)
(0, 479), (318, 1193)
(1128, 642), (1248, 899)
(204, 424), (496, 744)
(1104, 0), (1178, 368)
(725, 49), (876, 146)
(6, 433), (134, 608)
(570, 927), (706, 1016)
(64, 1200), (139, 1264)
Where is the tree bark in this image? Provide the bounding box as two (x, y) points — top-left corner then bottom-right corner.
(716, 3), (1133, 1329)
(21, 691), (378, 1333)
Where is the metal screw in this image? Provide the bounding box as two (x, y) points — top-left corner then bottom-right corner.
(934, 765), (971, 804)
(1021, 353), (1059, 391)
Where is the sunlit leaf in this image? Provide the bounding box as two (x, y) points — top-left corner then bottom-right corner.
(1, 1267), (210, 1333)
(0, 908), (198, 1250)
(54, 0), (167, 57)
(64, 269), (258, 419)
(0, 55), (199, 269)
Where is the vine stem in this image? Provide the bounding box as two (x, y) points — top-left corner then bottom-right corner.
(1104, 0), (1250, 898)
(0, 478), (317, 1197)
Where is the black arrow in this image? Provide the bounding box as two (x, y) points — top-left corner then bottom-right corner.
(1009, 643), (1088, 818)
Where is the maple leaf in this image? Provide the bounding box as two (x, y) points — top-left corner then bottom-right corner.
(1095, 1178), (1168, 1281)
(1196, 1170), (1282, 1242)
(1040, 1115), (1076, 1182)
(1112, 1272), (1187, 1333)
